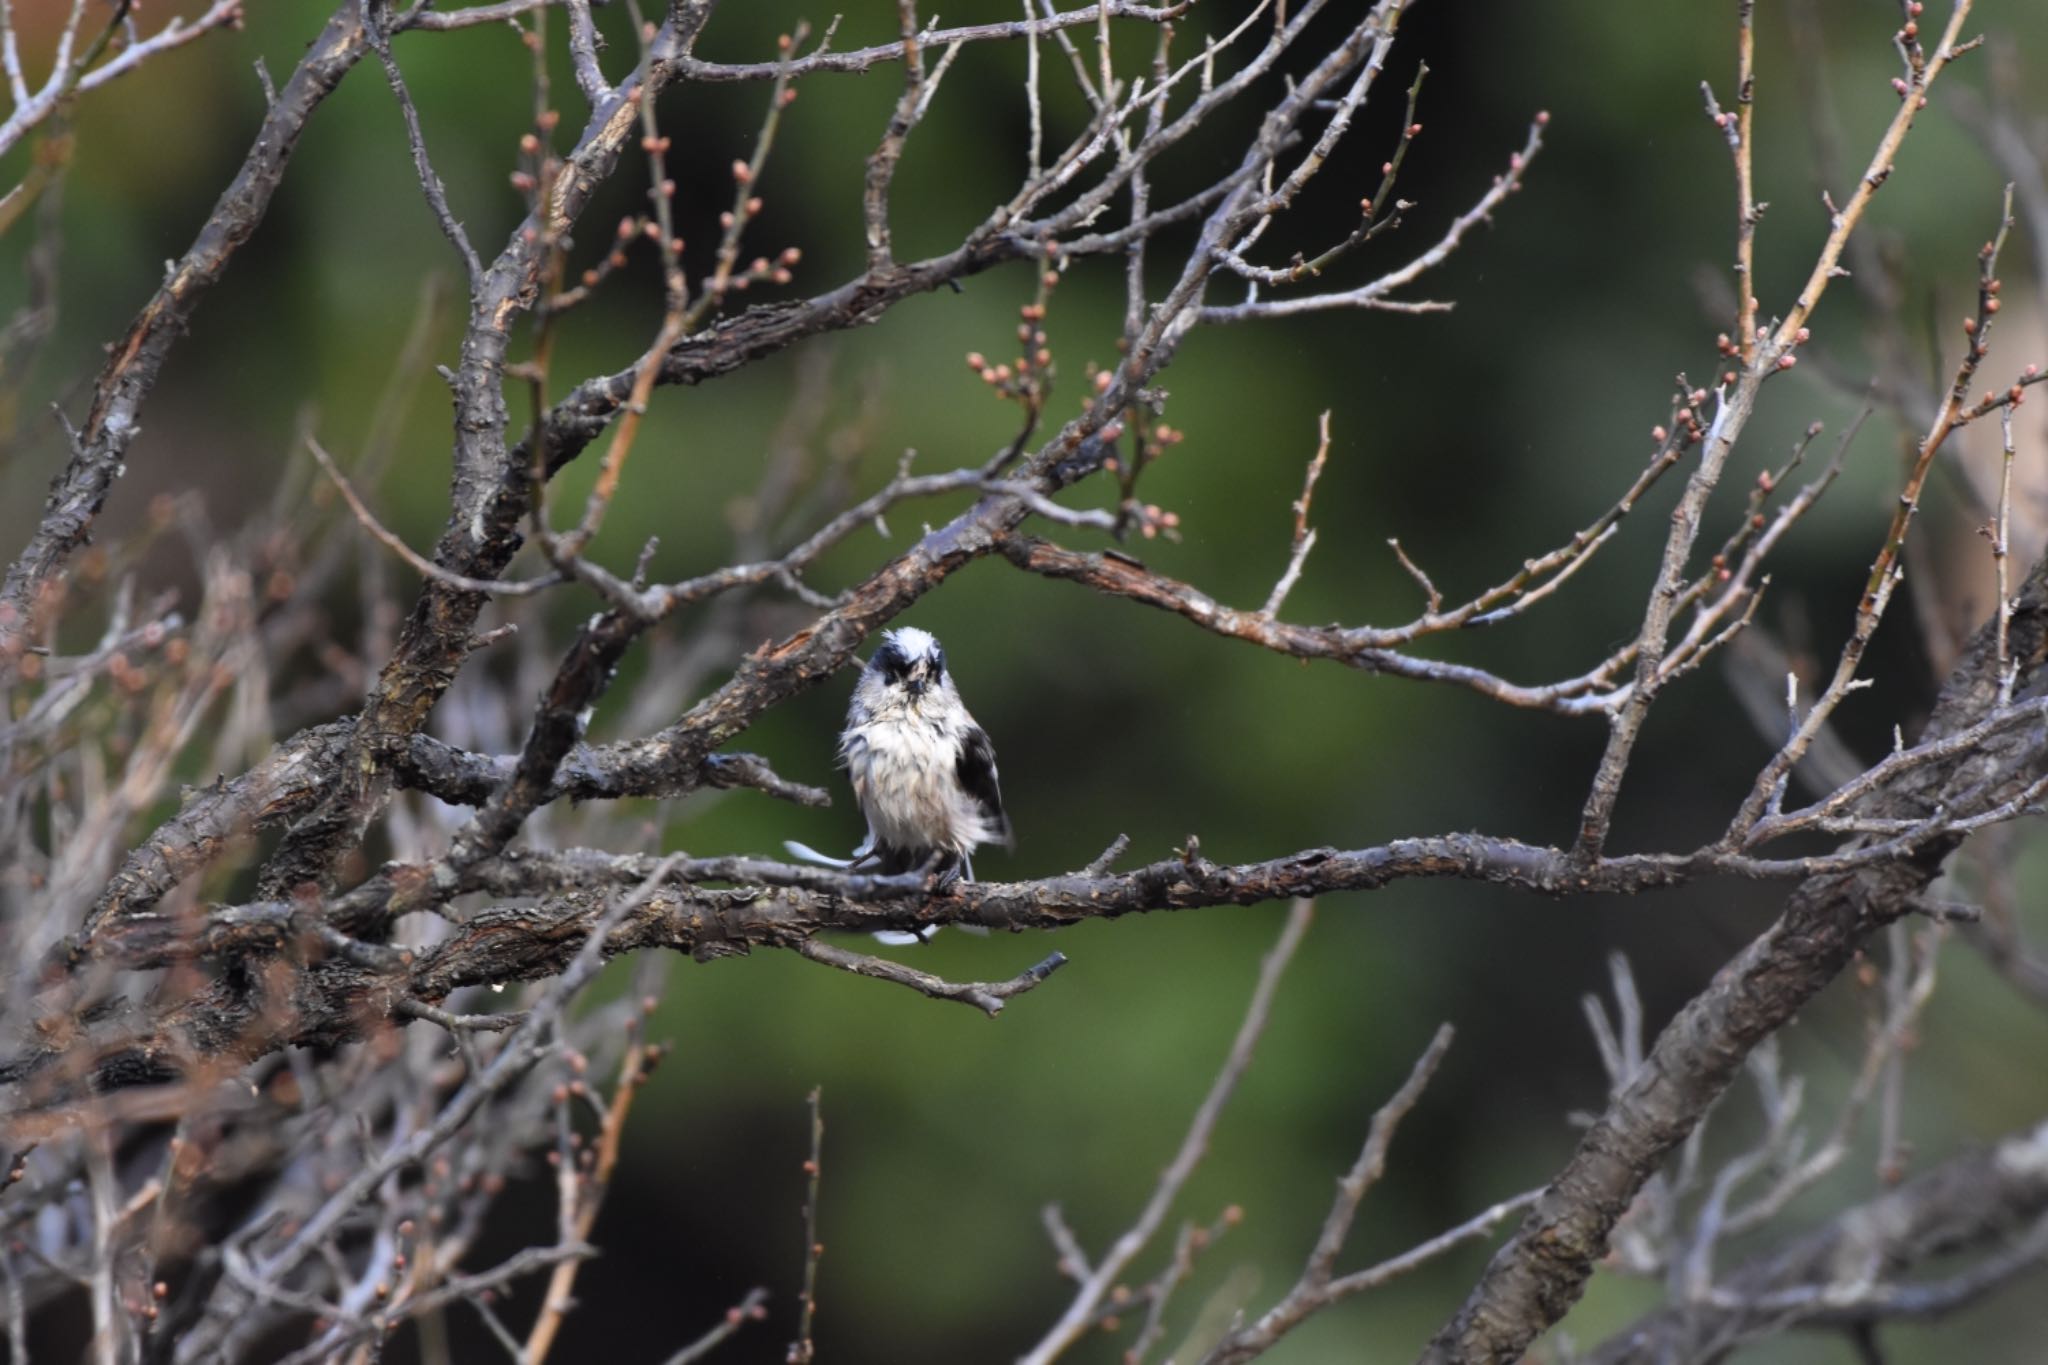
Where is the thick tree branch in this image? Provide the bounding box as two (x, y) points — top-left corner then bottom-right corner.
(25, 722), (2047, 1107)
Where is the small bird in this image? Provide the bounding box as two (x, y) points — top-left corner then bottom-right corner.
(786, 626), (1011, 942)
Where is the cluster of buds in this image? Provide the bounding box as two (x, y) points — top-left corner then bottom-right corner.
(1099, 415), (1184, 526)
(509, 108), (563, 200)
(1775, 325), (1810, 372)
(1709, 319), (1810, 380)
(1133, 501), (1183, 541)
(104, 649), (158, 697)
(12, 603), (181, 702)
(577, 214), (650, 290)
(966, 270), (1062, 406)
(1105, 418), (1188, 474)
(578, 231), (799, 303)
(1137, 420), (1186, 465)
(1977, 379), (2030, 413)
(773, 32), (802, 106)
(1891, 3), (1929, 105)
(1651, 385), (1717, 451)
(718, 158), (767, 234)
(1962, 272), (2003, 360)
(717, 245), (801, 296)
(1897, 5), (1926, 52)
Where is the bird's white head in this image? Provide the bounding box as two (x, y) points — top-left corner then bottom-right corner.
(853, 626), (955, 718)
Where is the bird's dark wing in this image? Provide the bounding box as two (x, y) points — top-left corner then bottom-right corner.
(956, 725), (1012, 848)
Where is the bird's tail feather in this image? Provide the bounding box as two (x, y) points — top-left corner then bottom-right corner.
(782, 839), (856, 868)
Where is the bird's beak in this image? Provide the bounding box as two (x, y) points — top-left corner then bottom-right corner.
(906, 677), (928, 699)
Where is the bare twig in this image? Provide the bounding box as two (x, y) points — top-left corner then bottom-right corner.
(1571, 0), (1980, 866)
(1201, 1024), (1470, 1363)
(1724, 185), (2017, 845)
(789, 1087), (824, 1365)
(308, 436), (563, 596)
(1589, 1120), (2048, 1363)
(1018, 900), (1314, 1365)
(795, 939), (1069, 1017)
(0, 0), (245, 161)
(1260, 411), (1330, 618)
(1199, 112), (1547, 323)
(523, 1030), (659, 1363)
(661, 1287), (768, 1365)
(367, 4), (483, 286)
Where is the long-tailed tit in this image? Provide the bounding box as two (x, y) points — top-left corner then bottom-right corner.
(786, 627), (1011, 942)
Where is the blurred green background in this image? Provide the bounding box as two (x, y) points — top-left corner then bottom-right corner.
(6, 0), (2048, 1360)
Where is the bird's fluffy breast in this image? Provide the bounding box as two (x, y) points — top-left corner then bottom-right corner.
(846, 714), (1000, 856)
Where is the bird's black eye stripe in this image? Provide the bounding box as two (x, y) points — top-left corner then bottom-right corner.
(932, 647), (946, 675)
(873, 642), (909, 679)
